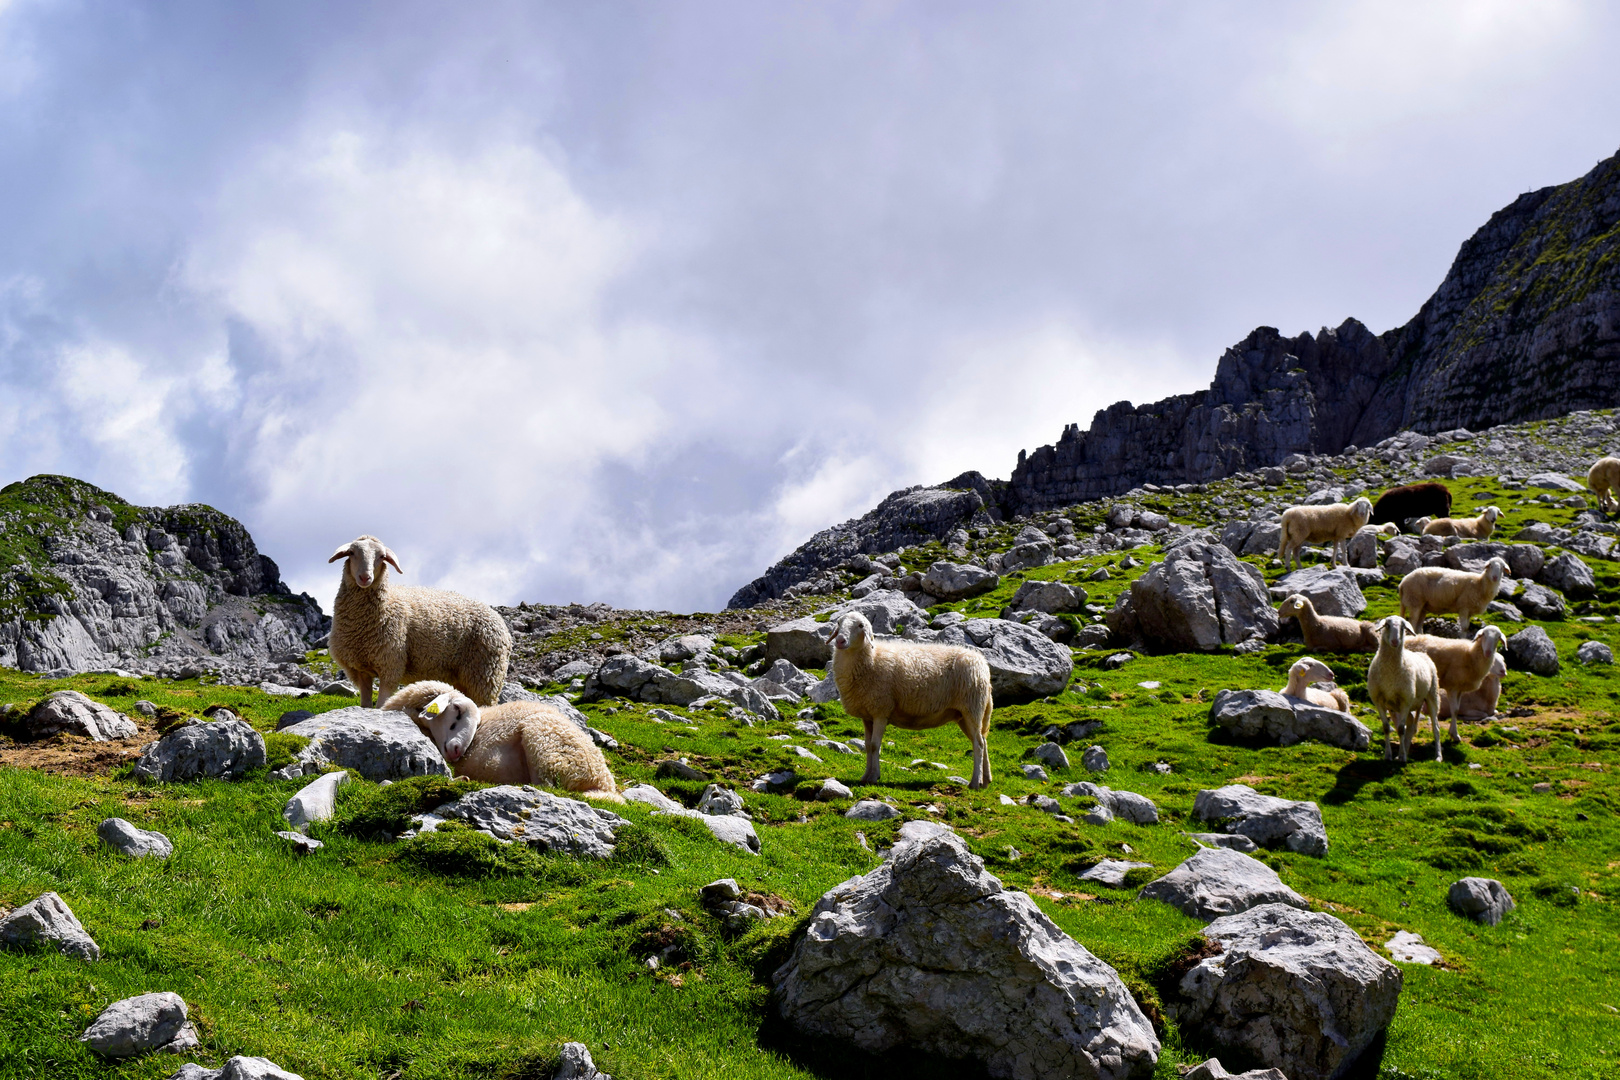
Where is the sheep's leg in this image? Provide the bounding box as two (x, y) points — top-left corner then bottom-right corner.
(1430, 699), (1444, 762)
(1379, 707), (1390, 761)
(1400, 708), (1413, 764)
(859, 717), (887, 785)
(957, 713), (988, 790)
(1447, 697), (1461, 744)
(350, 671), (373, 709)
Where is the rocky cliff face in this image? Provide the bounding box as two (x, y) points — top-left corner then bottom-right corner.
(0, 475), (328, 673)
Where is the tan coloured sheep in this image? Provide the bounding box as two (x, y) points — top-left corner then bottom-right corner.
(1366, 616), (1442, 764)
(1404, 625), (1508, 744)
(1589, 456), (1620, 514)
(1276, 594), (1378, 653)
(1280, 657), (1351, 712)
(1421, 506), (1502, 539)
(329, 536), (513, 708)
(384, 680), (623, 803)
(1277, 497), (1373, 571)
(830, 611), (994, 789)
(1398, 557), (1508, 635)
(1439, 652), (1506, 722)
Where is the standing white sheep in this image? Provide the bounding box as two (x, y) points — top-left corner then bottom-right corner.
(1404, 625), (1508, 744)
(1366, 616), (1442, 764)
(830, 612), (995, 789)
(328, 536), (513, 708)
(1277, 498), (1373, 571)
(1398, 557), (1508, 635)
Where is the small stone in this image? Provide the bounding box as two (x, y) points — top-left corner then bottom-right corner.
(282, 770), (350, 831)
(275, 831), (324, 855)
(1021, 763), (1048, 781)
(1577, 640), (1613, 665)
(1082, 805), (1114, 826)
(79, 991), (198, 1057)
(97, 818), (173, 859)
(0, 892), (100, 960)
(1182, 832), (1259, 853)
(1103, 652), (1134, 669)
(1082, 745), (1109, 772)
(1032, 741), (1069, 769)
(700, 878), (743, 904)
(1078, 859), (1152, 887)
(555, 1040), (612, 1080)
(997, 794), (1016, 805)
(815, 777), (853, 801)
(1385, 930), (1441, 965)
(1448, 877), (1516, 926)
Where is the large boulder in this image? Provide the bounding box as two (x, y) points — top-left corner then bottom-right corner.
(773, 823), (1160, 1079)
(1107, 543), (1277, 651)
(1174, 903), (1403, 1080)
(1504, 543), (1546, 580)
(133, 718), (266, 782)
(1193, 785), (1328, 857)
(1208, 690), (1370, 751)
(0, 891), (100, 960)
(1448, 877), (1516, 926)
(1137, 847), (1308, 921)
(280, 709), (450, 781)
(24, 690), (138, 741)
(1444, 541), (1509, 573)
(933, 618), (1073, 702)
(1006, 579), (1087, 615)
(1540, 552), (1596, 598)
(410, 785), (627, 859)
(1515, 581), (1566, 620)
(79, 991), (200, 1058)
(763, 616), (834, 668)
(1001, 538), (1056, 573)
(1268, 568), (1367, 618)
(921, 561), (999, 602)
(1506, 626), (1560, 676)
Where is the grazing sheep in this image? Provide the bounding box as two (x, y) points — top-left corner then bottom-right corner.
(1589, 456), (1620, 514)
(830, 612), (994, 789)
(1367, 616), (1443, 763)
(1404, 625), (1508, 743)
(1372, 482), (1453, 531)
(1280, 657), (1352, 712)
(329, 535), (513, 708)
(384, 680), (623, 802)
(1398, 557), (1508, 635)
(1421, 506), (1503, 539)
(1439, 652), (1506, 722)
(1276, 594), (1378, 653)
(1277, 497), (1374, 571)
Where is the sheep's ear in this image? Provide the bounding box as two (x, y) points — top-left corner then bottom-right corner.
(423, 692), (453, 718)
(382, 548), (404, 575)
(328, 544), (354, 563)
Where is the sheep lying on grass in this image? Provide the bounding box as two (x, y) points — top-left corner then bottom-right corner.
(1421, 506), (1502, 539)
(1280, 657), (1351, 712)
(384, 680), (623, 803)
(1276, 594), (1378, 652)
(1372, 482), (1452, 531)
(1590, 456), (1620, 514)
(1367, 616), (1441, 764)
(329, 536), (513, 708)
(1404, 625), (1508, 744)
(1277, 497), (1373, 571)
(1398, 557), (1508, 635)
(1440, 652), (1506, 721)
(830, 611), (994, 789)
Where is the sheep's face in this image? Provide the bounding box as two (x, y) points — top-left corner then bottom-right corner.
(330, 535), (403, 589)
(1484, 557), (1508, 582)
(830, 613), (871, 652)
(1377, 616), (1412, 650)
(1351, 497), (1373, 520)
(422, 691), (480, 763)
(1277, 594), (1305, 619)
(1293, 658), (1334, 685)
(1477, 625), (1507, 655)
(1482, 506), (1502, 523)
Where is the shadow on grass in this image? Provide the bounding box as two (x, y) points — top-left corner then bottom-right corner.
(754, 1009), (992, 1080)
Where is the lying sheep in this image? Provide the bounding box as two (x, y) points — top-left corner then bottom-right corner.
(384, 680), (623, 802)
(1276, 594), (1378, 652)
(1404, 625), (1508, 744)
(1367, 616), (1442, 763)
(1277, 497), (1373, 571)
(1398, 557), (1508, 635)
(1440, 651), (1506, 722)
(830, 611), (994, 789)
(1421, 506), (1502, 539)
(329, 536), (513, 708)
(1590, 456), (1620, 514)
(1372, 482), (1452, 531)
(1280, 657), (1351, 711)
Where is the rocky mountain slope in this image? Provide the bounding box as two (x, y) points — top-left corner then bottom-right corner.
(0, 475), (328, 675)
(732, 147), (1620, 607)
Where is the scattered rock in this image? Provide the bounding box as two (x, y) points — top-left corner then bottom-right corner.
(169, 1056), (308, 1080)
(275, 830), (324, 854)
(655, 759), (710, 782)
(1269, 566), (1368, 618)
(1061, 781), (1159, 824)
(80, 991), (199, 1058)
(815, 777), (853, 801)
(920, 561), (999, 602)
(1006, 579), (1087, 614)
(1077, 860), (1152, 887)
(1021, 763), (1048, 781)
(0, 891), (100, 960)
(1193, 785), (1328, 856)
(1540, 552), (1596, 598)
(585, 654), (778, 718)
(279, 709), (451, 781)
(1577, 640), (1613, 665)
(1032, 741), (1069, 770)
(1138, 847), (1308, 921)
(274, 709), (315, 731)
(696, 784), (748, 817)
(133, 718), (267, 782)
(750, 770), (798, 794)
(1448, 877), (1516, 926)
(412, 785), (627, 859)
(1515, 581), (1566, 620)
(752, 658), (820, 700)
(1106, 541), (1278, 651)
(931, 617), (1073, 702)
(1506, 626), (1560, 676)
(1082, 745), (1109, 772)
(1527, 472), (1585, 491)
(1103, 651), (1134, 669)
(845, 800), (900, 821)
(1183, 1060), (1289, 1080)
(624, 784), (761, 854)
(282, 771), (350, 832)
(1385, 930), (1441, 965)
(97, 818), (173, 859)
(24, 690), (138, 741)
(1209, 689), (1370, 751)
(553, 1041), (611, 1080)
(1182, 832), (1259, 853)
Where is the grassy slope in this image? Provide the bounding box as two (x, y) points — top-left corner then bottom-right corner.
(3, 462), (1620, 1078)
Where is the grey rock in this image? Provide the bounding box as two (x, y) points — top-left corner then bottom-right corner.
(1081, 805), (1113, 825)
(1021, 763), (1048, 781)
(845, 799), (900, 821)
(281, 709), (450, 781)
(1507, 625), (1560, 676)
(750, 769), (798, 793)
(624, 783), (760, 853)
(274, 709), (314, 731)
(1345, 526), (1382, 569)
(773, 826), (1160, 1079)
(413, 785), (627, 859)
(169, 1057), (308, 1080)
(1527, 472), (1585, 491)
(657, 634), (714, 664)
(0, 891), (100, 960)
(1107, 542), (1277, 651)
(753, 658), (820, 700)
(1448, 877), (1516, 926)
(1062, 781), (1159, 824)
(1006, 579), (1087, 614)
(932, 617), (1072, 702)
(696, 784), (749, 817)
(1382, 539), (1422, 577)
(134, 718), (266, 782)
(815, 777), (854, 801)
(585, 654), (778, 717)
(554, 1041), (611, 1080)
(1082, 745), (1109, 772)
(1077, 860), (1153, 887)
(276, 831), (323, 854)
(1072, 623), (1113, 649)
(24, 690), (138, 741)
(319, 681), (356, 697)
(920, 561), (999, 602)
(1031, 741), (1069, 770)
(1138, 847), (1308, 921)
(97, 817), (173, 859)
(132, 699), (158, 717)
(1444, 541), (1509, 573)
(1176, 904), (1402, 1080)
(282, 770), (350, 831)
(1209, 689), (1370, 751)
(1505, 543), (1546, 580)
(80, 991), (198, 1058)
(1516, 581), (1566, 620)
(1182, 832), (1259, 853)
(550, 659), (597, 681)
(1001, 538), (1056, 573)
(1182, 1059), (1289, 1080)
(1103, 651), (1134, 669)
(1541, 552), (1597, 597)
(1385, 930), (1442, 965)
(622, 783), (686, 814)
(700, 878), (743, 904)
(1577, 640), (1614, 664)
(1269, 567), (1368, 618)
(807, 674), (841, 703)
(1193, 785), (1328, 856)
(1240, 521), (1283, 558)
(1009, 609), (1074, 642)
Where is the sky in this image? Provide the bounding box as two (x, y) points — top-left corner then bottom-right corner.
(1, 1), (1617, 613)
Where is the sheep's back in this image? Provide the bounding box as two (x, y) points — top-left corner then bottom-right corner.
(850, 640), (990, 717)
(394, 586), (513, 687)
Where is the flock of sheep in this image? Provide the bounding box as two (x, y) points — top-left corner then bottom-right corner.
(318, 454), (1620, 801)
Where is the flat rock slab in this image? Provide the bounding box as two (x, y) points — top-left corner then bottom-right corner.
(1078, 860), (1153, 887)
(1209, 690), (1370, 752)
(281, 709), (450, 781)
(282, 771), (350, 831)
(1193, 785), (1328, 857)
(845, 800), (900, 821)
(275, 831), (324, 855)
(26, 690), (138, 741)
(1138, 846), (1308, 921)
(1385, 930), (1441, 965)
(97, 817), (173, 859)
(133, 718), (266, 782)
(1175, 903), (1403, 1080)
(0, 891), (100, 960)
(1062, 781), (1159, 824)
(624, 784), (762, 854)
(774, 826), (1160, 1079)
(80, 991), (199, 1057)
(414, 785), (627, 859)
(1448, 877), (1516, 926)
(1182, 832), (1259, 854)
(171, 1056), (308, 1080)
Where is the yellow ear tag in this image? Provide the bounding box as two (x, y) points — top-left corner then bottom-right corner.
(424, 694), (450, 718)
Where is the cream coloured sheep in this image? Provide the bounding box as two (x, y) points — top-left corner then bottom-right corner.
(1280, 657), (1351, 711)
(1367, 616), (1442, 764)
(1439, 652), (1506, 721)
(1589, 456), (1620, 514)
(1398, 557), (1507, 635)
(1277, 497), (1373, 571)
(1276, 594), (1378, 652)
(1421, 506), (1502, 539)
(384, 680), (623, 802)
(830, 612), (994, 789)
(329, 535), (513, 708)
(1404, 625), (1508, 744)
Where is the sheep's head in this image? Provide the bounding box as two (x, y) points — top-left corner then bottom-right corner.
(1376, 523), (1400, 537)
(421, 689), (480, 763)
(1291, 657), (1335, 685)
(1476, 625), (1508, 656)
(1277, 594), (1308, 619)
(1377, 615), (1413, 649)
(329, 535), (403, 589)
(1482, 506), (1503, 523)
(1351, 497), (1373, 523)
(830, 612), (872, 652)
(1484, 557), (1508, 582)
